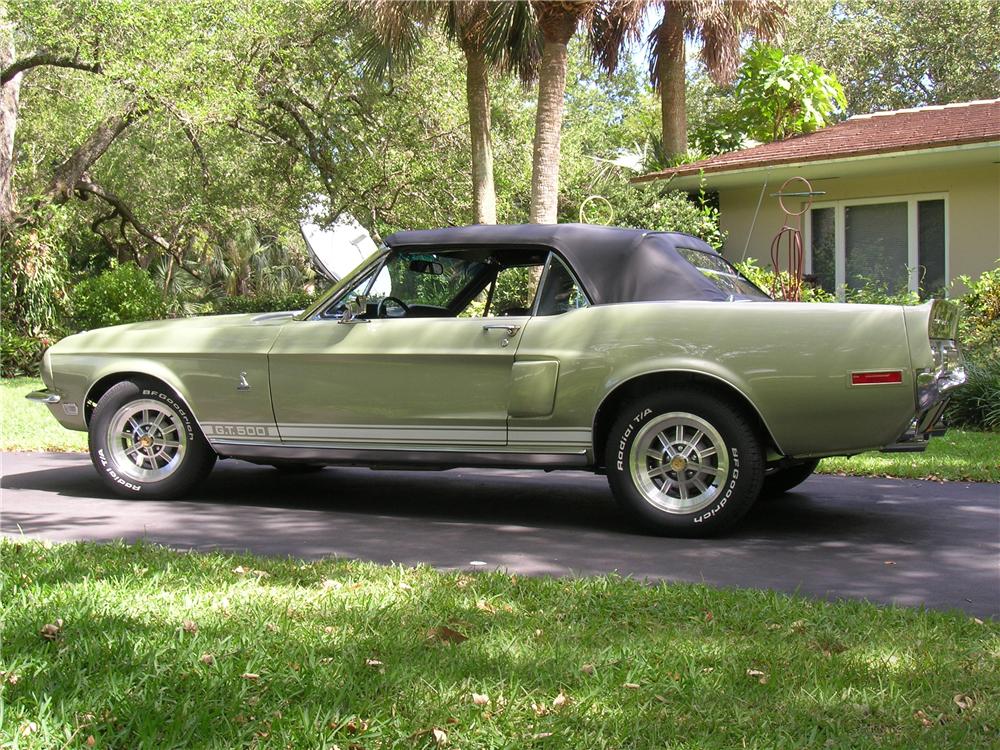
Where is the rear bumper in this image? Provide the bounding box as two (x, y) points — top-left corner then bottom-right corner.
(880, 361), (966, 453)
(880, 408), (950, 453)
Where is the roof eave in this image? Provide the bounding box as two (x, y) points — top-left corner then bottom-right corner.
(632, 139), (1000, 191)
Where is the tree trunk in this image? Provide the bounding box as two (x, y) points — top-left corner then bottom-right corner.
(0, 22), (20, 230)
(529, 11), (576, 225)
(46, 109), (136, 204)
(463, 46), (496, 225)
(658, 9), (687, 160)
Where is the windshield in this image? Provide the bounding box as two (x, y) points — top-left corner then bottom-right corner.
(675, 247), (771, 300)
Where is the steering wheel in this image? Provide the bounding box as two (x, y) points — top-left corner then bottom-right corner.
(376, 296), (410, 318)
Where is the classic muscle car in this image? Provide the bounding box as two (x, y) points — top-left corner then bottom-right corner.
(28, 224), (966, 535)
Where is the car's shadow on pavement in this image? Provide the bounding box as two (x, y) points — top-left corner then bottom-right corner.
(5, 453), (998, 617)
(2, 455), (880, 540)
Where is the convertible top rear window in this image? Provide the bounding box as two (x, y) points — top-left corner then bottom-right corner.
(676, 247), (771, 300)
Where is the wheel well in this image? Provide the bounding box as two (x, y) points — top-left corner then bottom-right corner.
(592, 371), (779, 469)
(84, 372), (175, 426)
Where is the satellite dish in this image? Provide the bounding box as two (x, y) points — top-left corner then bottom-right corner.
(300, 214), (379, 282)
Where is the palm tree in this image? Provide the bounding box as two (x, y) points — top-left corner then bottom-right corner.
(355, 1), (539, 225)
(528, 1), (596, 224)
(593, 0), (786, 161)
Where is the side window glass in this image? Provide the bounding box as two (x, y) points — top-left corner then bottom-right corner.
(465, 264), (543, 318)
(325, 262), (390, 318)
(493, 266), (541, 317)
(536, 255), (589, 316)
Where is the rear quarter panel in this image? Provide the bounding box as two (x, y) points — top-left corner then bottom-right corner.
(515, 301), (916, 457)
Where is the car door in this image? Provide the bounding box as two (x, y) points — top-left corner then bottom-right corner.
(267, 249), (531, 449)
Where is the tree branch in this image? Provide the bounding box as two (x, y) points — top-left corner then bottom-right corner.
(75, 178), (170, 252)
(46, 106), (140, 203)
(1, 53), (101, 86)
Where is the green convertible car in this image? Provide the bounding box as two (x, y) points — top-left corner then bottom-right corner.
(28, 224), (966, 536)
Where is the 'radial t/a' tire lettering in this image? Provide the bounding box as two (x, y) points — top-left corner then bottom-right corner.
(605, 389), (765, 536)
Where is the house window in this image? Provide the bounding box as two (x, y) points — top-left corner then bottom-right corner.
(806, 194), (948, 297)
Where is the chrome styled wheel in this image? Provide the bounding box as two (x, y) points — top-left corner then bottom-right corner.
(90, 379), (216, 499)
(629, 412), (730, 514)
(605, 390), (764, 536)
(106, 398), (188, 483)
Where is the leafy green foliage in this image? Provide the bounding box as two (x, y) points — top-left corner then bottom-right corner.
(946, 356), (1000, 432)
(721, 44), (847, 143)
(734, 259), (836, 303)
(0, 213), (70, 337)
(0, 331), (46, 378)
(212, 291), (318, 315)
(70, 263), (167, 331)
(560, 178), (726, 250)
(784, 0), (1000, 114)
(956, 266), (1000, 358)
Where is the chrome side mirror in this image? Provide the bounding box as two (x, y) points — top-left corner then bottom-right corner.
(338, 295), (367, 324)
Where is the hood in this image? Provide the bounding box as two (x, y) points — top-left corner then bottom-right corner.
(50, 311), (299, 356)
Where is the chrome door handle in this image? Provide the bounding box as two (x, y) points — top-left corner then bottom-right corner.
(482, 323), (521, 336)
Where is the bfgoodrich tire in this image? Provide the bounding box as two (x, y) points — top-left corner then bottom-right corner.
(88, 379), (216, 499)
(605, 390), (764, 536)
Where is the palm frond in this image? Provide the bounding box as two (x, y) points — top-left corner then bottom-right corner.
(694, 0), (787, 84)
(481, 0), (543, 83)
(349, 0), (440, 80)
(589, 0), (650, 74)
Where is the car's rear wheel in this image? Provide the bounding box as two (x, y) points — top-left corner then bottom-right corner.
(605, 390), (764, 536)
(89, 379), (216, 498)
(760, 459), (820, 498)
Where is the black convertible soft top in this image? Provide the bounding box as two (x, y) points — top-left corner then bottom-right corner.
(383, 223), (735, 305)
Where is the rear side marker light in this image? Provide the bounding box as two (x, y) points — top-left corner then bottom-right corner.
(851, 371), (903, 386)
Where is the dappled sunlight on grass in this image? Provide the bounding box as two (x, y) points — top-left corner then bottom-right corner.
(819, 430), (1000, 482)
(2, 540), (997, 748)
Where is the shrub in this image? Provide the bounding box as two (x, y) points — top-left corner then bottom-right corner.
(559, 178), (726, 250)
(734, 259), (835, 302)
(956, 265), (1000, 358)
(1, 219), (70, 336)
(0, 329), (52, 378)
(70, 263), (168, 332)
(212, 291), (317, 315)
(945, 355), (1000, 432)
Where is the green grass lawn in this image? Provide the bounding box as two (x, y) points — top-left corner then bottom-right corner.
(1, 377), (87, 452)
(818, 429), (1000, 483)
(2, 377), (997, 481)
(1, 540), (997, 749)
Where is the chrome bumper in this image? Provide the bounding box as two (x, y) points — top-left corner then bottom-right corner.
(25, 389), (62, 404)
(881, 356), (966, 454)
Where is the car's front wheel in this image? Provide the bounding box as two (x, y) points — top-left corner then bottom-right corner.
(89, 379), (216, 498)
(605, 390), (764, 536)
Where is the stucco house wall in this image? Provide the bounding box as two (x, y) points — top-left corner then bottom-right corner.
(718, 162), (1000, 292)
(635, 100), (1000, 296)
(719, 164), (1000, 293)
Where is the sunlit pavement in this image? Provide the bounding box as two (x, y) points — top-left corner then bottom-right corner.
(2, 451), (998, 618)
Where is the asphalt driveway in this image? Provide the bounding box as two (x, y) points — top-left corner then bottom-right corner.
(2, 451), (997, 617)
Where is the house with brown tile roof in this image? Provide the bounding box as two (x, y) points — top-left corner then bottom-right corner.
(634, 99), (1000, 295)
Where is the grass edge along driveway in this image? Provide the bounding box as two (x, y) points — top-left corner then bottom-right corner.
(1, 539), (997, 748)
